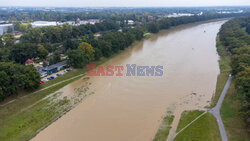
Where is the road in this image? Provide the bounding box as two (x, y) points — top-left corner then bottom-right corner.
(208, 75), (232, 141)
(0, 72), (85, 107)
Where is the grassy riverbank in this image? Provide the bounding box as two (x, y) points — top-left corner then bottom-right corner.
(175, 110), (204, 132)
(214, 35), (249, 140)
(153, 112), (174, 141)
(174, 110), (221, 141)
(208, 37), (231, 108)
(0, 34), (152, 141)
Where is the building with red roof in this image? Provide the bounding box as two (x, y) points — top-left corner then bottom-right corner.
(25, 59), (34, 65)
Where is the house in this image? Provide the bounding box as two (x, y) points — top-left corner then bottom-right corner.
(148, 15), (155, 21)
(94, 33), (101, 39)
(25, 59), (34, 65)
(77, 18), (81, 24)
(42, 60), (67, 74)
(127, 20), (135, 25)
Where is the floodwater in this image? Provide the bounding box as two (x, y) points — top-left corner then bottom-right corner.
(32, 20), (226, 141)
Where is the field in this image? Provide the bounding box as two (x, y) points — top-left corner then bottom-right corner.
(208, 37), (231, 108)
(174, 110), (221, 141)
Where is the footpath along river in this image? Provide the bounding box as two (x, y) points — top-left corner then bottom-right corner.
(32, 20), (227, 141)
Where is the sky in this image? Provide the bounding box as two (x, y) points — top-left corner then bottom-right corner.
(0, 0), (250, 7)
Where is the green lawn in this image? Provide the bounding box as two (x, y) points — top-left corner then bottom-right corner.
(220, 80), (250, 141)
(0, 82), (72, 141)
(208, 37), (231, 108)
(174, 111), (221, 141)
(153, 112), (174, 141)
(176, 110), (205, 132)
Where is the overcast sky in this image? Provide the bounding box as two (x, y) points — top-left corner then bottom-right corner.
(0, 0), (250, 7)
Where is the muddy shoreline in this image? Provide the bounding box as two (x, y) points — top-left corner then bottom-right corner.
(32, 20), (226, 141)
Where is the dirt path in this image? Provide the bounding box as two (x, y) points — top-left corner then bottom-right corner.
(0, 73), (85, 107)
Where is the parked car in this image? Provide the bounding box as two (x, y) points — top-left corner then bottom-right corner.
(56, 73), (62, 76)
(50, 76), (55, 79)
(40, 80), (45, 84)
(47, 77), (51, 80)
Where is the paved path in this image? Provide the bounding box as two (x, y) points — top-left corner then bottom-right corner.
(208, 75), (232, 141)
(0, 73), (85, 107)
(171, 75), (232, 141)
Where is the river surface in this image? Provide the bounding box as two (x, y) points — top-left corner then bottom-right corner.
(32, 20), (226, 141)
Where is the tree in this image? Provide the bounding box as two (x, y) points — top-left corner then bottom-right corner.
(246, 23), (250, 34)
(0, 36), (3, 48)
(63, 39), (78, 51)
(94, 48), (102, 60)
(102, 32), (120, 52)
(19, 24), (28, 32)
(22, 28), (42, 43)
(159, 19), (171, 30)
(37, 44), (48, 59)
(0, 71), (11, 100)
(130, 27), (144, 40)
(2, 33), (16, 48)
(53, 51), (61, 64)
(0, 62), (40, 101)
(97, 40), (112, 57)
(61, 23), (72, 39)
(147, 22), (159, 33)
(10, 43), (37, 64)
(236, 67), (250, 94)
(78, 42), (95, 62)
(13, 21), (21, 31)
(23, 65), (41, 90)
(67, 50), (88, 68)
(7, 26), (13, 33)
(124, 32), (135, 46)
(231, 54), (250, 75)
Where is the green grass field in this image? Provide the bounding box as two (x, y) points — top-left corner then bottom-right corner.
(174, 111), (221, 141)
(208, 37), (231, 108)
(153, 112), (174, 141)
(175, 110), (204, 132)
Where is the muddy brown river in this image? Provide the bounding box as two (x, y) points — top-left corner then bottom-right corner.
(32, 20), (226, 141)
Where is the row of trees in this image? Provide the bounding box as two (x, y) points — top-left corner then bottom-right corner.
(0, 62), (40, 100)
(21, 20), (119, 44)
(145, 13), (249, 34)
(219, 16), (250, 120)
(67, 27), (144, 68)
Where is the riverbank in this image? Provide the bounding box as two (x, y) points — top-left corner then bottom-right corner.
(167, 32), (229, 141)
(0, 32), (153, 140)
(215, 39), (250, 140)
(174, 110), (221, 141)
(0, 19), (227, 141)
(171, 35), (249, 141)
(208, 37), (231, 108)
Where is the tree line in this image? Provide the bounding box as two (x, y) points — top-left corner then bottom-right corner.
(0, 62), (40, 100)
(219, 16), (250, 121)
